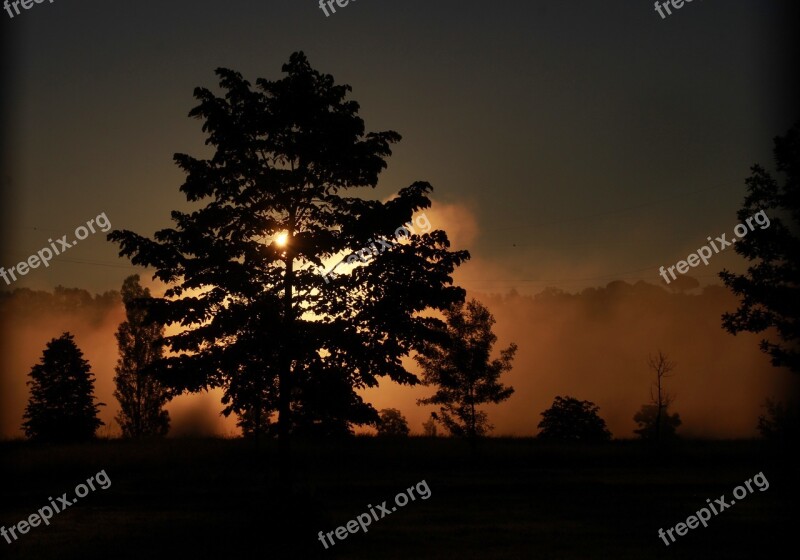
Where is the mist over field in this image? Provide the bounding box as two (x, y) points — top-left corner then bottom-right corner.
(3, 280), (790, 440)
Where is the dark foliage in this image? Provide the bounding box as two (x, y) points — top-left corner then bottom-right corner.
(22, 332), (104, 442)
(633, 403), (681, 440)
(108, 52), (469, 440)
(417, 299), (516, 439)
(721, 122), (800, 374)
(757, 398), (800, 442)
(537, 396), (612, 442)
(377, 408), (410, 437)
(114, 275), (170, 438)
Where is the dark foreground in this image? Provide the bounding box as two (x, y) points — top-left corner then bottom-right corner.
(0, 437), (794, 559)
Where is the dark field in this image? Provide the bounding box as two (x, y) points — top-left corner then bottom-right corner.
(0, 438), (793, 559)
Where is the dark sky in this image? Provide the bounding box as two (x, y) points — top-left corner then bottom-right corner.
(1, 1), (797, 438)
(2, 0), (797, 295)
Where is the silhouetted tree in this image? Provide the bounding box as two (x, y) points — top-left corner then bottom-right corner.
(417, 299), (516, 440)
(422, 413), (438, 437)
(633, 404), (681, 440)
(113, 275), (170, 438)
(721, 122), (800, 374)
(377, 408), (410, 436)
(22, 333), (104, 442)
(757, 398), (799, 442)
(536, 396), (611, 442)
(108, 52), (468, 454)
(639, 351), (678, 442)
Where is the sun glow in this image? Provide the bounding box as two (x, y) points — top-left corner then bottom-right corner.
(275, 232), (288, 247)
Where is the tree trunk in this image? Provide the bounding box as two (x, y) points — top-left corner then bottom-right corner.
(469, 383), (477, 450)
(655, 369), (662, 443)
(277, 217), (296, 489)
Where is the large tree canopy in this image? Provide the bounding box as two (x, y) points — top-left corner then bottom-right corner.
(109, 52), (469, 438)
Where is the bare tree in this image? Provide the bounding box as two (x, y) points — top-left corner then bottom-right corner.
(638, 351), (678, 442)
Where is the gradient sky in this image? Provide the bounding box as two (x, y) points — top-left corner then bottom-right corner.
(1, 1), (797, 438)
(2, 0), (797, 295)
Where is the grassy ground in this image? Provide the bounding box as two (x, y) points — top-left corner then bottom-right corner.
(0, 437), (793, 559)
